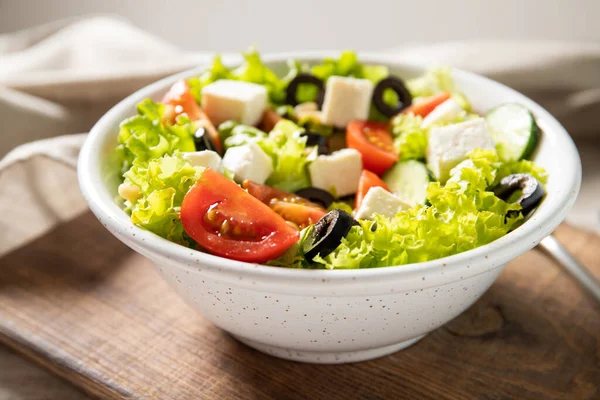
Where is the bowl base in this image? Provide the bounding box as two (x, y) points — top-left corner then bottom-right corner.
(233, 335), (426, 364)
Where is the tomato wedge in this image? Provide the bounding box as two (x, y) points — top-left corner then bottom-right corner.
(346, 120), (398, 176)
(181, 169), (299, 263)
(162, 80), (222, 153)
(402, 92), (451, 117)
(242, 181), (326, 229)
(258, 108), (282, 133)
(355, 170), (390, 209)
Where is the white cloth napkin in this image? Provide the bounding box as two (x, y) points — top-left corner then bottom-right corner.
(0, 16), (598, 256)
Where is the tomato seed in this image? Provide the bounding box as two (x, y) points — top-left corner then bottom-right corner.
(220, 219), (230, 235)
(206, 208), (219, 222)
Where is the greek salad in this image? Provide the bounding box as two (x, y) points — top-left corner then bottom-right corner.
(112, 50), (548, 269)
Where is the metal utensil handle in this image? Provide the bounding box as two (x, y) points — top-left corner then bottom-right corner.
(539, 235), (600, 304)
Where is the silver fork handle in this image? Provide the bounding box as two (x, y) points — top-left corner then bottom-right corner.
(539, 235), (600, 305)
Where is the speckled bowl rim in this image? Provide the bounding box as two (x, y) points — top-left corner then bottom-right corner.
(78, 51), (581, 288)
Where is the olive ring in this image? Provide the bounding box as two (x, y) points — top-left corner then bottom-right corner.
(372, 76), (413, 117)
(286, 73), (326, 108)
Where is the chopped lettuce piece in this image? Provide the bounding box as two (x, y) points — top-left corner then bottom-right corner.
(116, 99), (196, 172)
(259, 120), (311, 193)
(275, 105), (333, 136)
(218, 120), (267, 150)
(267, 227), (312, 269)
(327, 201), (354, 214)
(407, 68), (471, 112)
(311, 51), (365, 81)
(296, 114), (334, 137)
(188, 55), (233, 104)
(390, 113), (427, 160)
(188, 48), (291, 105)
(496, 159), (549, 185)
(122, 152), (203, 246)
(232, 48), (289, 104)
(407, 67), (457, 98)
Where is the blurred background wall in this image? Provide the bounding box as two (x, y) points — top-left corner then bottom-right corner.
(1, 0), (599, 51)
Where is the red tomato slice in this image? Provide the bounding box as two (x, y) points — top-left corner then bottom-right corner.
(242, 181), (326, 229)
(355, 170), (390, 210)
(346, 120), (398, 176)
(258, 108), (282, 133)
(181, 169), (299, 263)
(270, 202), (326, 229)
(162, 80), (223, 153)
(402, 92), (451, 117)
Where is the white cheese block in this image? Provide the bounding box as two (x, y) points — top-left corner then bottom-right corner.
(321, 77), (374, 128)
(421, 98), (465, 129)
(221, 143), (273, 184)
(354, 187), (412, 220)
(182, 150), (222, 170)
(201, 80), (268, 126)
(308, 148), (362, 197)
(426, 117), (495, 182)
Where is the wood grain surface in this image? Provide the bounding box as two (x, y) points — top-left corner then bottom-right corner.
(0, 212), (598, 400)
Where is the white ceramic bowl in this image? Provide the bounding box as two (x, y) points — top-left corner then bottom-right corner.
(78, 52), (581, 364)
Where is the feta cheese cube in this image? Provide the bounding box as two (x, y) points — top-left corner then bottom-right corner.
(321, 77), (374, 128)
(201, 80), (268, 126)
(182, 150), (222, 170)
(421, 98), (465, 129)
(426, 118), (494, 182)
(308, 148), (362, 197)
(221, 143), (273, 184)
(354, 187), (412, 220)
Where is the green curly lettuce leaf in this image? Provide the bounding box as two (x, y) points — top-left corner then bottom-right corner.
(258, 120), (312, 192)
(267, 227), (313, 269)
(115, 99), (196, 172)
(275, 105), (333, 136)
(278, 149), (523, 269)
(188, 48), (294, 105)
(311, 51), (366, 81)
(496, 159), (549, 185)
(327, 201), (354, 214)
(390, 113), (427, 160)
(217, 120), (267, 150)
(122, 152), (203, 246)
(407, 67), (471, 111)
(188, 55), (233, 104)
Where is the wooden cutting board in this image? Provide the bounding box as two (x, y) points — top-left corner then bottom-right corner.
(0, 212), (598, 400)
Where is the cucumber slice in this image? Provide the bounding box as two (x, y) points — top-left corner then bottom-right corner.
(485, 103), (540, 162)
(382, 160), (431, 205)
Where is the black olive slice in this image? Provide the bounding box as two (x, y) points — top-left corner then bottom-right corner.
(286, 74), (325, 107)
(193, 127), (219, 154)
(372, 76), (413, 117)
(295, 187), (335, 209)
(303, 210), (358, 261)
(301, 131), (329, 155)
(494, 173), (545, 216)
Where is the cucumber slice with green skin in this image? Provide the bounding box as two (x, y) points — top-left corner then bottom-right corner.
(485, 103), (540, 162)
(382, 160), (431, 205)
